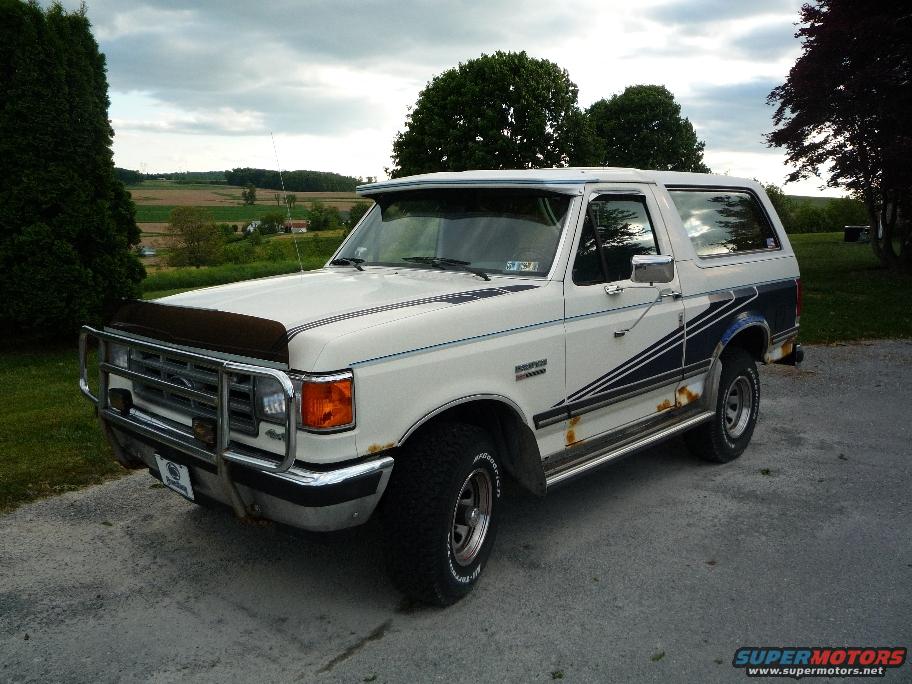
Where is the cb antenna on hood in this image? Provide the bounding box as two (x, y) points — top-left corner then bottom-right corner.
(270, 131), (305, 275)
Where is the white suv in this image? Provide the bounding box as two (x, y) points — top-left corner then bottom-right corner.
(80, 168), (802, 605)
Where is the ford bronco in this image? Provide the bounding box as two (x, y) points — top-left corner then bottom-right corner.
(79, 168), (802, 605)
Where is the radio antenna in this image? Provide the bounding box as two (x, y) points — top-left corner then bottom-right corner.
(270, 131), (305, 274)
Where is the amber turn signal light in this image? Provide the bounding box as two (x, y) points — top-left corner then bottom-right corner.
(300, 376), (353, 430)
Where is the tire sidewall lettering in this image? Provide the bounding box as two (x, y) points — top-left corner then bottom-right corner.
(719, 365), (759, 450)
(446, 450), (500, 584)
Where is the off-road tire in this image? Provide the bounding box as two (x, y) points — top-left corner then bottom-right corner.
(685, 347), (760, 463)
(380, 422), (502, 606)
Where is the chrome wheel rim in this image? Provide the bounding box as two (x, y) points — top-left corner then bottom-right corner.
(451, 468), (493, 566)
(724, 376), (753, 439)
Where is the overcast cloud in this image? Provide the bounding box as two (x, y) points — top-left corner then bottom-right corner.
(50, 0), (835, 194)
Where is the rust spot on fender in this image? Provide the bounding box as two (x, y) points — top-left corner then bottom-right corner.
(676, 385), (701, 406)
(656, 399), (673, 412)
(367, 444), (382, 454)
(383, 442), (396, 450)
(565, 416), (581, 445)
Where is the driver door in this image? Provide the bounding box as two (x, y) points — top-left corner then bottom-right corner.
(561, 187), (685, 446)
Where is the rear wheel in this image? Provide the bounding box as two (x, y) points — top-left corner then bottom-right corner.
(380, 422), (502, 606)
(685, 347), (760, 463)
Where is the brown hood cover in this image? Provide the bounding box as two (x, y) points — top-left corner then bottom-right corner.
(107, 300), (289, 365)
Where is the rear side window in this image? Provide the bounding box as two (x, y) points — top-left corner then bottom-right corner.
(668, 189), (779, 257)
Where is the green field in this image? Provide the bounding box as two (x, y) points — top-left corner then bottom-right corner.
(788, 194), (839, 209)
(791, 232), (912, 343)
(141, 234), (343, 298)
(134, 204), (314, 223)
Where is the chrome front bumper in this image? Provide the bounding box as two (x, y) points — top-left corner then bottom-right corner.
(79, 325), (394, 531)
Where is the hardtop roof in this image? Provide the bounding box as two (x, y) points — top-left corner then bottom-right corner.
(356, 168), (761, 196)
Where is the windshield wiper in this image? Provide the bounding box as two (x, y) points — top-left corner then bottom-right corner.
(330, 257), (365, 271)
(402, 256), (490, 281)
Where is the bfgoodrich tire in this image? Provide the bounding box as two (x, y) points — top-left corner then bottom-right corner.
(685, 347), (760, 463)
(380, 422), (502, 606)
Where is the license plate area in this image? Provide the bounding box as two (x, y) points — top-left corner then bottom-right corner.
(154, 454), (195, 501)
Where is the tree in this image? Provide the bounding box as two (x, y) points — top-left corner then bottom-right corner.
(586, 85), (709, 172)
(273, 192), (282, 206)
(241, 183), (257, 205)
(258, 211), (285, 235)
(285, 193), (297, 212)
(166, 207), (223, 266)
(767, 1), (912, 270)
(763, 184), (796, 232)
(226, 168), (360, 192)
(390, 51), (590, 177)
(114, 167), (144, 185)
(346, 201), (372, 228)
(308, 201), (341, 231)
(0, 1), (143, 339)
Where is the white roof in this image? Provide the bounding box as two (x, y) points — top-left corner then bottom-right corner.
(356, 167), (759, 196)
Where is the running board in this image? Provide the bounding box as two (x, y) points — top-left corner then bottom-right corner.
(545, 411), (714, 489)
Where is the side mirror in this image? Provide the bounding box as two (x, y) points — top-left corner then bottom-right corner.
(631, 254), (674, 284)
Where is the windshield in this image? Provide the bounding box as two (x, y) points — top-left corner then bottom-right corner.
(337, 189), (573, 277)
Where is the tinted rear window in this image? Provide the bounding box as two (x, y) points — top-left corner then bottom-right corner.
(668, 189), (779, 257)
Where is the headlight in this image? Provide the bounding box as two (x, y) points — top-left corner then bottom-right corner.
(255, 376), (292, 421)
(107, 343), (130, 369)
(255, 370), (355, 432)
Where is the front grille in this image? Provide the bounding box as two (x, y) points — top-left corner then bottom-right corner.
(129, 349), (258, 435)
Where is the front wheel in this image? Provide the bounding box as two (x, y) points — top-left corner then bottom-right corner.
(380, 422), (502, 606)
(685, 347), (760, 463)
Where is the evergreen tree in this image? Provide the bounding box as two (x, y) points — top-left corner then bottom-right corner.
(0, 0), (143, 339)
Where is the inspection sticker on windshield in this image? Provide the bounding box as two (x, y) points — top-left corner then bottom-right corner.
(154, 455), (194, 501)
(505, 260), (539, 272)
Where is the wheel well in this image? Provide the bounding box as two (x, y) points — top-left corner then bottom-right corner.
(404, 399), (546, 496)
(723, 324), (768, 363)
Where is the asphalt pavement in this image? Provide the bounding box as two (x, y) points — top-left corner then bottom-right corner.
(2, 340), (910, 683)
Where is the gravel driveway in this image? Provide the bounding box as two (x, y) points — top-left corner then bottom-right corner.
(2, 341), (910, 683)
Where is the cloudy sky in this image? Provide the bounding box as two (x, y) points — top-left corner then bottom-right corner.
(55, 0), (837, 195)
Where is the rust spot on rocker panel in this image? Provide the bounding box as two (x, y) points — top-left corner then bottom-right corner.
(656, 399), (673, 412)
(565, 416), (581, 446)
(676, 385), (701, 406)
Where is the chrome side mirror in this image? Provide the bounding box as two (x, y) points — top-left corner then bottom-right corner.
(631, 254), (674, 284)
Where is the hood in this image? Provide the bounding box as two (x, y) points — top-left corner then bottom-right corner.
(143, 267), (544, 367)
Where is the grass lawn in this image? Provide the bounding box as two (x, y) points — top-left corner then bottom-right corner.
(791, 232), (912, 343)
(0, 346), (123, 513)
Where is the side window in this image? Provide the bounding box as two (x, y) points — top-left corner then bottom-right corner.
(668, 189), (780, 257)
(572, 195), (659, 285)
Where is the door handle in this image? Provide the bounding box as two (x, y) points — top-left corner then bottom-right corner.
(660, 289), (682, 299)
(605, 284), (624, 296)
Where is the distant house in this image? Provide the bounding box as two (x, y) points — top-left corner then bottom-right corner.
(285, 219), (310, 233)
(244, 220), (262, 235)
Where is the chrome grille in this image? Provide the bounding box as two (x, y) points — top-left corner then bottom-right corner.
(129, 349), (258, 435)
